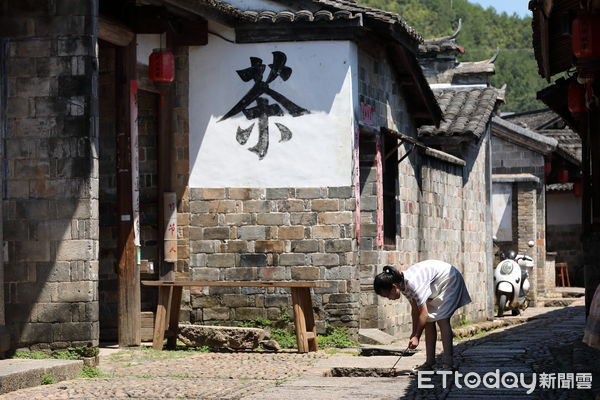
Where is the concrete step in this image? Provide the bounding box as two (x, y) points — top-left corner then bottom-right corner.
(358, 329), (396, 345)
(0, 358), (83, 395)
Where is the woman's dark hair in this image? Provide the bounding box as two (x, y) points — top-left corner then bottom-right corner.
(373, 265), (404, 296)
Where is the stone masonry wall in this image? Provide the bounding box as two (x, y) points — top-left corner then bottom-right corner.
(0, 1), (99, 350)
(357, 47), (491, 336)
(187, 187), (359, 333)
(492, 136), (547, 299)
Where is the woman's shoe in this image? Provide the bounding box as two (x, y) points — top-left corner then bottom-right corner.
(434, 363), (456, 372)
(410, 363), (435, 375)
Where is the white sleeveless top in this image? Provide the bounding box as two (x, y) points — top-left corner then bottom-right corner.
(401, 260), (471, 321)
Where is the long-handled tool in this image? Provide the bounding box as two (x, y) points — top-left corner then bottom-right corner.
(390, 346), (412, 370)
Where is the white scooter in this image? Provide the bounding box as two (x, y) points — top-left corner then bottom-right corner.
(493, 241), (534, 317)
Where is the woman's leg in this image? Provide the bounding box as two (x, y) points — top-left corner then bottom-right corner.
(436, 318), (453, 366)
(424, 321), (437, 366)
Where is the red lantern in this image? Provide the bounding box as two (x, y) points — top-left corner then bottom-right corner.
(574, 182), (583, 196)
(572, 16), (600, 59)
(149, 49), (175, 83)
(557, 169), (569, 183)
(568, 82), (586, 113)
(544, 161), (552, 176)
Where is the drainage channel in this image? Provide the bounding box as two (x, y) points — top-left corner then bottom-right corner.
(325, 367), (404, 377)
(323, 348), (417, 377)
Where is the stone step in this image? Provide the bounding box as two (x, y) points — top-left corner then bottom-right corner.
(0, 358), (83, 395)
(538, 297), (583, 307)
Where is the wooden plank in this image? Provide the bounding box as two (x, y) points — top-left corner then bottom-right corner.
(141, 280), (331, 288)
(291, 288), (308, 353)
(116, 39), (141, 347)
(99, 16), (135, 47)
(141, 312), (155, 328)
(166, 286), (183, 349)
(298, 287), (318, 352)
(152, 286), (173, 350)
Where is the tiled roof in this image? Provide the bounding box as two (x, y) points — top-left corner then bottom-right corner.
(419, 40), (463, 55)
(538, 129), (582, 165)
(237, 0), (422, 43)
(418, 19), (462, 55)
(547, 182), (574, 192)
(312, 0), (422, 42)
(239, 9), (360, 23)
(503, 109), (581, 165)
(491, 116), (558, 155)
(418, 88), (500, 138)
(503, 109), (560, 130)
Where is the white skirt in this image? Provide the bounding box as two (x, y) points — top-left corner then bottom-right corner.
(425, 266), (471, 322)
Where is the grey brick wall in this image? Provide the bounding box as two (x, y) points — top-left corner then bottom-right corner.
(1, 1), (99, 349)
(357, 48), (491, 336)
(492, 136), (548, 300)
(187, 187), (359, 333)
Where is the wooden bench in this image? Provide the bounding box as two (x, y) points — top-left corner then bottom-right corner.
(141, 280), (331, 353)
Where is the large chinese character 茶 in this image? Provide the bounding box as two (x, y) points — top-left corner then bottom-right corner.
(219, 51), (309, 159)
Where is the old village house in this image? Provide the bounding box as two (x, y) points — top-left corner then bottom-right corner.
(0, 0), (500, 351)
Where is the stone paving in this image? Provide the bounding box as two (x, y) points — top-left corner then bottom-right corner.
(443, 304), (600, 399)
(0, 350), (328, 400)
(0, 302), (598, 399)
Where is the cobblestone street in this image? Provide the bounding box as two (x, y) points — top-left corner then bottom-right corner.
(443, 304), (600, 399)
(0, 304), (597, 399)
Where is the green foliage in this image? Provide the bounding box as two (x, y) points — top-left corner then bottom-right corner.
(237, 311), (356, 350)
(14, 346), (99, 361)
(356, 0), (551, 112)
(52, 346), (98, 360)
(317, 326), (357, 348)
(239, 317), (272, 329)
(13, 351), (51, 359)
(456, 314), (469, 328)
(41, 374), (56, 385)
(79, 366), (103, 378)
(270, 328), (298, 349)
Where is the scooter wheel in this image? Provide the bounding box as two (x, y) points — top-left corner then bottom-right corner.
(497, 294), (507, 317)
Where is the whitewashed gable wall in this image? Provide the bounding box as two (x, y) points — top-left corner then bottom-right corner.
(188, 39), (358, 187)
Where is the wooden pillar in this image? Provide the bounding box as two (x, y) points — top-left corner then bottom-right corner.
(590, 113), (600, 230)
(116, 40), (141, 347)
(157, 81), (175, 281)
(582, 116), (590, 234)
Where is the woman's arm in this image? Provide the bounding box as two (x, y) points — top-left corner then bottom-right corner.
(409, 299), (428, 349)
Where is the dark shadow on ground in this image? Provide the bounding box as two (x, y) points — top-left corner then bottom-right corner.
(401, 306), (600, 399)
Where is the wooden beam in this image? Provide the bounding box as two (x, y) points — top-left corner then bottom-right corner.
(99, 16), (135, 47)
(168, 19), (208, 46)
(116, 39), (141, 347)
(538, 9), (551, 81)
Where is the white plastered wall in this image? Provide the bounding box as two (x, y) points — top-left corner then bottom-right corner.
(188, 38), (357, 188)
